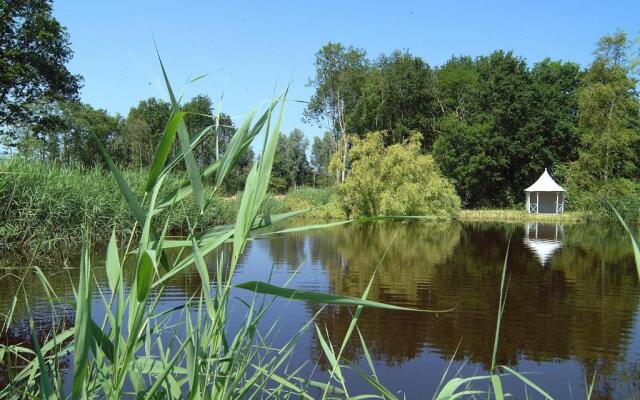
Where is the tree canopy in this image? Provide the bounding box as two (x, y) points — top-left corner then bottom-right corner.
(565, 31), (640, 220)
(0, 0), (82, 146)
(305, 37), (638, 210)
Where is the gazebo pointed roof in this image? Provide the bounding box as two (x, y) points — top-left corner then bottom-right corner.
(523, 238), (563, 265)
(525, 169), (565, 192)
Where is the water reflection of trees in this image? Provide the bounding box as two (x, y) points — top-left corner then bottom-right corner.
(266, 221), (463, 366)
(264, 221), (640, 399)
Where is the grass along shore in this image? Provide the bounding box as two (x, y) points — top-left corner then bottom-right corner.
(0, 158), (335, 251)
(458, 209), (584, 223)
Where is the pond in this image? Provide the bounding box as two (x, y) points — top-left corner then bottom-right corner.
(2, 220), (639, 399)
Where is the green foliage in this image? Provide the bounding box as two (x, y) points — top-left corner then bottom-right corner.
(113, 97), (171, 168)
(304, 42), (368, 134)
(0, 0), (82, 147)
(0, 158), (260, 249)
(351, 50), (439, 147)
(59, 102), (122, 167)
(306, 42), (591, 207)
(311, 131), (335, 186)
(566, 31), (640, 220)
(434, 56), (478, 120)
(338, 131), (460, 218)
(433, 116), (505, 207)
(284, 186), (344, 218)
(270, 128), (313, 192)
(566, 178), (640, 222)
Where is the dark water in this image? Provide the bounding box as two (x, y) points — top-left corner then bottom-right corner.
(2, 221), (640, 399)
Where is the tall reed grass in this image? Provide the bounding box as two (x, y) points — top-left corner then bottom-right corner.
(0, 160), (321, 251)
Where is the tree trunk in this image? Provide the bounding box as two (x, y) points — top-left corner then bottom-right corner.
(340, 133), (348, 182)
(604, 96), (616, 183)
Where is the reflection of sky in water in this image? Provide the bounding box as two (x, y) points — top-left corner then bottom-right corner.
(3, 221), (640, 399)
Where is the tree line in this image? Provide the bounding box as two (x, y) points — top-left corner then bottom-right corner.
(3, 0), (639, 210)
(304, 33), (640, 209)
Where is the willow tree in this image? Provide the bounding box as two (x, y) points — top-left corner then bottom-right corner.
(337, 131), (460, 218)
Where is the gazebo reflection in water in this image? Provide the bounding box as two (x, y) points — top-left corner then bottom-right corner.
(523, 222), (564, 266)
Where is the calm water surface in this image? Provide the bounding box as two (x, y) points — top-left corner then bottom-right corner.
(2, 221), (640, 399)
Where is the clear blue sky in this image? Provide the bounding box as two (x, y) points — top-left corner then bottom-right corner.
(53, 0), (639, 141)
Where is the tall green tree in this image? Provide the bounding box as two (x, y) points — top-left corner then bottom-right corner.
(572, 32), (639, 183)
(0, 0), (82, 146)
(311, 131), (334, 186)
(351, 50), (439, 147)
(433, 51), (583, 206)
(514, 59), (582, 187)
(59, 102), (122, 167)
(566, 31), (640, 219)
(271, 129), (311, 192)
(432, 116), (507, 207)
(434, 56), (478, 121)
(304, 42), (369, 182)
(113, 97), (171, 168)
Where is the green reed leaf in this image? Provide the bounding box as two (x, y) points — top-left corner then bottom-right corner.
(500, 365), (554, 400)
(611, 205), (640, 281)
(106, 230), (121, 293)
(136, 250), (156, 302)
(146, 111), (186, 192)
(234, 281), (451, 312)
(93, 134), (145, 226)
(72, 246), (93, 400)
(156, 49), (205, 211)
(30, 319), (57, 400)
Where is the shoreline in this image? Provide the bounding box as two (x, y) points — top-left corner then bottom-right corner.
(457, 209), (583, 223)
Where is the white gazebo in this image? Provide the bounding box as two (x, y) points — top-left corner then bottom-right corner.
(525, 169), (565, 214)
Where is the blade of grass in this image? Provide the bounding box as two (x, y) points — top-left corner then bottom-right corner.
(610, 204), (640, 280)
(106, 230), (121, 293)
(93, 134), (145, 226)
(156, 49), (205, 211)
(29, 319), (57, 400)
(72, 245), (93, 400)
(500, 366), (554, 400)
(234, 281), (451, 312)
(145, 111), (186, 192)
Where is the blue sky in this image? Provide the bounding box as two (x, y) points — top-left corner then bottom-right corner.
(53, 0), (639, 140)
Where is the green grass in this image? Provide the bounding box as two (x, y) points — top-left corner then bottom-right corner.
(0, 160), (340, 251)
(458, 209), (584, 223)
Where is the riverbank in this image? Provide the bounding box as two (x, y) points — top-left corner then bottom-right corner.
(457, 209), (584, 223)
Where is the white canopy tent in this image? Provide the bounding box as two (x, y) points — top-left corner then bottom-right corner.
(525, 169), (565, 214)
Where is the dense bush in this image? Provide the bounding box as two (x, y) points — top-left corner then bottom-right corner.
(337, 131), (461, 218)
(565, 176), (640, 222)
